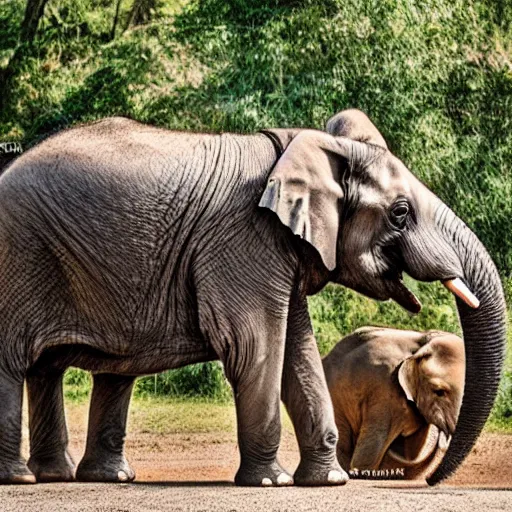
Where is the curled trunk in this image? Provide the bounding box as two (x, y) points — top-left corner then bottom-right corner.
(427, 206), (507, 485)
(387, 425), (441, 467)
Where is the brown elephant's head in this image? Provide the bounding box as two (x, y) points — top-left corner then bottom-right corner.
(259, 109), (507, 484)
(398, 332), (465, 438)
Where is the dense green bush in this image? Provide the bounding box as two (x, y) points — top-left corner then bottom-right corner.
(1, 0), (511, 407)
(64, 362), (232, 401)
(489, 370), (512, 428)
(135, 361), (232, 400)
(63, 366), (93, 400)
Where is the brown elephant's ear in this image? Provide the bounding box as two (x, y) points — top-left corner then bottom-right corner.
(259, 130), (351, 271)
(398, 343), (433, 402)
(398, 359), (416, 402)
(326, 109), (388, 149)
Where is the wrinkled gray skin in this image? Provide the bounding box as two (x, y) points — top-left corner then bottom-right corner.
(323, 327), (465, 479)
(0, 110), (506, 487)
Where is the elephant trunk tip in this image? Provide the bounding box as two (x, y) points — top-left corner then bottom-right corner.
(426, 466), (452, 486)
(427, 442), (466, 485)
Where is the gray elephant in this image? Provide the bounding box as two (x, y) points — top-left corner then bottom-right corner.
(0, 110), (506, 487)
(323, 327), (465, 479)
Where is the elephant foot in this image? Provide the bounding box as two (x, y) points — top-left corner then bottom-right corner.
(76, 454), (135, 483)
(235, 460), (294, 487)
(0, 459), (36, 484)
(28, 452), (76, 482)
(294, 458), (349, 486)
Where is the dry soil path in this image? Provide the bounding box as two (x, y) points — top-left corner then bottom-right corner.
(0, 404), (511, 511)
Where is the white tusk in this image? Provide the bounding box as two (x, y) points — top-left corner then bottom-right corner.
(438, 432), (451, 451)
(443, 278), (480, 309)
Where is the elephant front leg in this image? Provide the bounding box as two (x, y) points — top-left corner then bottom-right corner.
(225, 320), (293, 487)
(350, 409), (395, 471)
(0, 369), (35, 484)
(335, 420), (354, 474)
(76, 373), (135, 483)
(27, 369), (75, 482)
(281, 297), (347, 486)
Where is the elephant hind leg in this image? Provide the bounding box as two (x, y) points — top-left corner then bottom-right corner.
(27, 368), (75, 482)
(0, 368), (35, 484)
(76, 373), (135, 483)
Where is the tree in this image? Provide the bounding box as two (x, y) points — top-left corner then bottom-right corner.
(0, 0), (50, 107)
(110, 0), (124, 40)
(125, 0), (156, 30)
(20, 0), (50, 44)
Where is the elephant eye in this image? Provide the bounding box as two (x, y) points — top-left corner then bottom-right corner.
(433, 389), (446, 397)
(390, 200), (410, 229)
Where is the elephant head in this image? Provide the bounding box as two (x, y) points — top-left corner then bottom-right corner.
(259, 109), (507, 484)
(398, 332), (465, 438)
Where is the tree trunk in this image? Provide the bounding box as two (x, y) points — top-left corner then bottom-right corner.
(20, 0), (50, 44)
(110, 0), (124, 41)
(124, 0), (156, 31)
(0, 0), (50, 108)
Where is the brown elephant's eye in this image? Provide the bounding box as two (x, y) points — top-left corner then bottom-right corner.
(434, 389), (445, 397)
(390, 200), (409, 229)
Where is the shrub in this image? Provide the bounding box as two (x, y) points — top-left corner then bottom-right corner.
(134, 361), (231, 400)
(489, 370), (512, 428)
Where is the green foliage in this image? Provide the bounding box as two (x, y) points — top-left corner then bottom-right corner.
(134, 362), (231, 401)
(63, 362), (231, 402)
(488, 370), (512, 431)
(1, 1), (511, 409)
(63, 367), (92, 400)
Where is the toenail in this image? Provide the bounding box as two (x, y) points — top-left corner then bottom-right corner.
(327, 470), (344, 483)
(277, 473), (293, 486)
(261, 477), (273, 486)
(117, 470), (128, 482)
(13, 474), (36, 484)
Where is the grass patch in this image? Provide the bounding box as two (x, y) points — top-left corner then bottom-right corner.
(487, 419), (512, 434)
(128, 396), (237, 434)
(63, 392), (510, 436)
(64, 362), (233, 404)
(63, 393), (296, 435)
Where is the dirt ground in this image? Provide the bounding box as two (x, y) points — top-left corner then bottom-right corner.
(1, 403), (511, 511)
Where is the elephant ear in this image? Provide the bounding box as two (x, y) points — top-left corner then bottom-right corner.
(326, 109), (388, 149)
(259, 130), (349, 271)
(398, 343), (433, 403)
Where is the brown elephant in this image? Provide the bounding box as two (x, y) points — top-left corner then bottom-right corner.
(323, 327), (465, 479)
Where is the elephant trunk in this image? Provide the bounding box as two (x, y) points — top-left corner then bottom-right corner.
(427, 205), (507, 485)
(387, 425), (441, 467)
